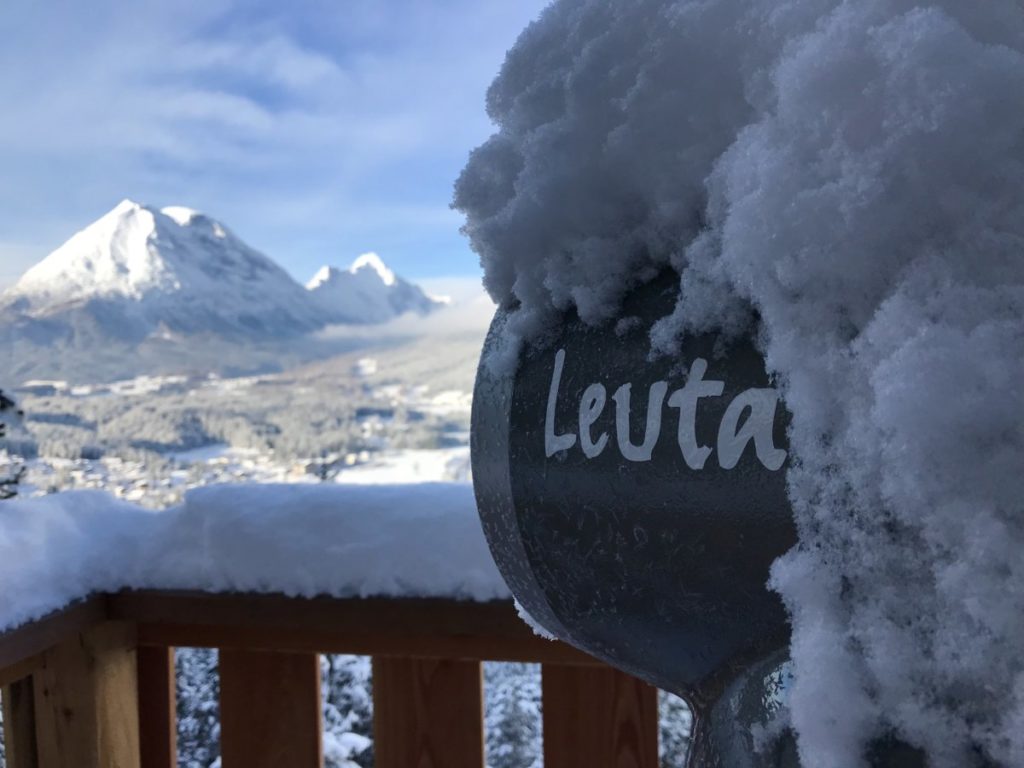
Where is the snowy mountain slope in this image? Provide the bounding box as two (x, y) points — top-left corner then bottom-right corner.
(0, 202), (448, 383)
(0, 200), (325, 342)
(306, 252), (447, 324)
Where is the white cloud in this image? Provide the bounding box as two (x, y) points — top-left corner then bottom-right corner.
(317, 283), (495, 341)
(0, 0), (550, 280)
(416, 276), (489, 305)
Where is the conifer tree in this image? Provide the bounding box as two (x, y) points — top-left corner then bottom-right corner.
(175, 648), (220, 768)
(0, 390), (25, 500)
(658, 691), (693, 767)
(322, 654), (374, 767)
(485, 662), (542, 768)
(1, 694), (6, 768)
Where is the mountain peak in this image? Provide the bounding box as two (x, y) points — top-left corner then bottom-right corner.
(112, 198), (144, 215)
(9, 200), (167, 303)
(306, 265), (341, 290)
(305, 253), (443, 324)
(308, 254), (398, 290)
(349, 252), (396, 287)
(160, 205), (200, 226)
(101, 200), (220, 231)
(2, 200), (324, 340)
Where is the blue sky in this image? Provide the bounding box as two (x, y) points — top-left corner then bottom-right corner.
(0, 0), (549, 289)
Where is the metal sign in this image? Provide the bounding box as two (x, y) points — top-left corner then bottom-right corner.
(472, 276), (795, 698)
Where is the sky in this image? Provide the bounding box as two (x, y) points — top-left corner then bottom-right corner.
(0, 0), (549, 290)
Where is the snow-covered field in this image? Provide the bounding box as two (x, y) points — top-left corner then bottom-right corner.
(334, 447), (470, 485)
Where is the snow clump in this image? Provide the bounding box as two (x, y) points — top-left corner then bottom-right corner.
(455, 2), (1024, 765)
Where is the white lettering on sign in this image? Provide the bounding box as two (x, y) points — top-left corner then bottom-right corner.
(545, 349), (577, 456)
(613, 381), (669, 462)
(717, 388), (787, 470)
(578, 383), (608, 458)
(544, 349), (787, 469)
(666, 358), (723, 469)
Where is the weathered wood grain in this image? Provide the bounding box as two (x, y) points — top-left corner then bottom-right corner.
(137, 646), (175, 768)
(219, 649), (322, 768)
(542, 663), (659, 768)
(373, 657), (484, 768)
(32, 622), (140, 768)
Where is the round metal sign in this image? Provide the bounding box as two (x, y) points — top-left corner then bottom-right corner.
(472, 275), (795, 698)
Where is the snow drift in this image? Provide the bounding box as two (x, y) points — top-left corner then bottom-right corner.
(454, 1), (1024, 766)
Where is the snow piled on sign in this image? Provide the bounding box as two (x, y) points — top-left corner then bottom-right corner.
(455, 2), (1024, 766)
(0, 483), (508, 632)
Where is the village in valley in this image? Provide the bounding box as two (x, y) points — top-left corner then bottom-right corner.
(3, 351), (476, 508)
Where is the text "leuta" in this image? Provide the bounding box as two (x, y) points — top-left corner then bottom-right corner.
(544, 349), (786, 470)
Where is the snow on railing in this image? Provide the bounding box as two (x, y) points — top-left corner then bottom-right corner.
(0, 483), (508, 634)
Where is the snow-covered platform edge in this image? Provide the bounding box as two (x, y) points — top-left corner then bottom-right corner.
(0, 483), (510, 633)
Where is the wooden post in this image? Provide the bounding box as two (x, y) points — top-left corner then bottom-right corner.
(32, 622), (141, 768)
(137, 647), (176, 768)
(373, 657), (484, 768)
(219, 649), (322, 768)
(2, 677), (40, 768)
(542, 663), (659, 768)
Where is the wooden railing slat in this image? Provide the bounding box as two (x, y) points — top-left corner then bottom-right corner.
(32, 622), (141, 768)
(542, 663), (659, 768)
(0, 593), (596, 672)
(219, 649), (322, 768)
(137, 646), (176, 768)
(2, 676), (40, 768)
(373, 657), (484, 768)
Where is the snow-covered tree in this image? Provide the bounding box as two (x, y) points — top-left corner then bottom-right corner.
(0, 390), (25, 500)
(322, 654), (373, 768)
(1, 691), (6, 768)
(176, 648), (220, 768)
(658, 691), (692, 767)
(485, 662), (542, 768)
(0, 390), (17, 423)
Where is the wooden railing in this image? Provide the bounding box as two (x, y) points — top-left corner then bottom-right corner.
(0, 591), (662, 767)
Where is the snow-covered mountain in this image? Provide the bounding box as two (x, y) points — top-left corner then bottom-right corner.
(1, 201), (445, 341)
(306, 252), (447, 324)
(0, 201), (449, 382)
(0, 200), (325, 342)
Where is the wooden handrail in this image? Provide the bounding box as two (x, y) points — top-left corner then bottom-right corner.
(0, 597), (106, 688)
(0, 591), (597, 682)
(110, 590), (600, 664)
(1, 591), (661, 768)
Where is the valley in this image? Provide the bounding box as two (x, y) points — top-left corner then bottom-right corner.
(6, 331), (483, 507)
